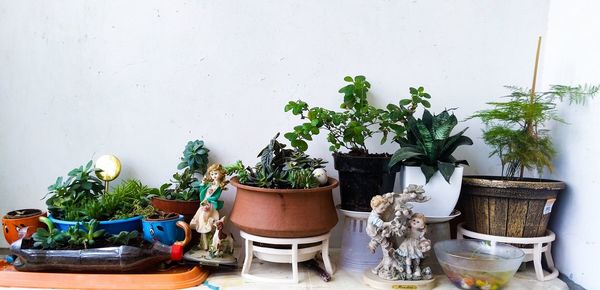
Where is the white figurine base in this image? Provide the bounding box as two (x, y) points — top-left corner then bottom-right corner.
(363, 270), (435, 290)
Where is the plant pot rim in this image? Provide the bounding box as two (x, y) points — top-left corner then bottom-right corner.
(404, 165), (465, 169)
(48, 215), (143, 225)
(230, 176), (338, 193)
(4, 209), (44, 219)
(333, 152), (391, 159)
(150, 197), (200, 203)
(143, 214), (183, 222)
(463, 175), (566, 190)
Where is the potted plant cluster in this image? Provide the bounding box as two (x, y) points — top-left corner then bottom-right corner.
(150, 140), (210, 223)
(44, 161), (153, 235)
(461, 83), (598, 238)
(226, 133), (338, 238)
(285, 76), (432, 212)
(388, 109), (473, 217)
(10, 216), (190, 272)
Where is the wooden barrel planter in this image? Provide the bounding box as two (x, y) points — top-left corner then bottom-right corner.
(460, 176), (565, 238)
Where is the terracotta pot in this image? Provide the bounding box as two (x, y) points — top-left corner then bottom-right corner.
(2, 209), (46, 245)
(229, 177), (339, 238)
(459, 176), (565, 238)
(150, 197), (200, 223)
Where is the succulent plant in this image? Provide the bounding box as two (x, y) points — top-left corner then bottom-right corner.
(178, 140), (210, 175)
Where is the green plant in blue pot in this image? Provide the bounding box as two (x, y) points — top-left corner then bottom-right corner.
(142, 211), (187, 246)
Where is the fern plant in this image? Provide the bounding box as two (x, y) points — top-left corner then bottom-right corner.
(388, 109), (472, 183)
(469, 85), (598, 178)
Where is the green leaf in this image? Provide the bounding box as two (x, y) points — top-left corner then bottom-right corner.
(400, 99), (412, 106)
(421, 100), (431, 108)
(438, 161), (456, 183)
(344, 76), (353, 82)
(291, 140), (308, 152)
(420, 164), (437, 183)
(388, 146), (424, 168)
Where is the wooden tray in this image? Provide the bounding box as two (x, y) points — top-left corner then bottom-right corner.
(0, 261), (208, 289)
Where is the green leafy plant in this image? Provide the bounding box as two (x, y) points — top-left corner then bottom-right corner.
(226, 133), (326, 189)
(32, 217), (68, 249)
(79, 219), (106, 248)
(469, 85), (598, 178)
(285, 76), (431, 154)
(107, 230), (140, 246)
(151, 140), (211, 201)
(388, 109), (473, 182)
(178, 140), (210, 175)
(45, 161), (105, 219)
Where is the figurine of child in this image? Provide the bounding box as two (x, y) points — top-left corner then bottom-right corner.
(190, 164), (229, 250)
(395, 213), (428, 279)
(366, 195), (394, 253)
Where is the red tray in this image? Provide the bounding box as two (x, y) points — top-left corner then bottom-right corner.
(0, 261), (209, 289)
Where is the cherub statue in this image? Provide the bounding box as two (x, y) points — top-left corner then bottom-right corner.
(366, 185), (433, 281)
(190, 163), (228, 251)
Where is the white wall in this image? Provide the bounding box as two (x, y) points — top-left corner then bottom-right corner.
(543, 0), (600, 288)
(0, 0), (550, 248)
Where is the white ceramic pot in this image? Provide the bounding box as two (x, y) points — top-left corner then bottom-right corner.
(400, 166), (463, 217)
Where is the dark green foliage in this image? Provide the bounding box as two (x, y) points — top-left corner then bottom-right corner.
(285, 76), (431, 154)
(389, 109), (473, 183)
(225, 133), (326, 189)
(107, 230), (140, 246)
(45, 161), (105, 220)
(152, 140), (211, 201)
(178, 140), (210, 175)
(33, 217), (68, 249)
(470, 85), (598, 178)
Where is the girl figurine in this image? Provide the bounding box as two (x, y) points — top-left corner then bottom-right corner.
(396, 213), (428, 279)
(190, 163), (229, 250)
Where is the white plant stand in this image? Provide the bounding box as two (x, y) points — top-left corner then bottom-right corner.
(338, 206), (383, 272)
(240, 231), (334, 283)
(457, 222), (559, 281)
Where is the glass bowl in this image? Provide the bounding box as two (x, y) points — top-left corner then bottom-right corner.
(434, 239), (524, 289)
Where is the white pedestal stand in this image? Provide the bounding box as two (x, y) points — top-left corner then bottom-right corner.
(457, 222), (559, 281)
(338, 206), (383, 272)
(240, 231), (334, 283)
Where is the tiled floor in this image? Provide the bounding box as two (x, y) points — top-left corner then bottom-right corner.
(0, 249), (568, 290)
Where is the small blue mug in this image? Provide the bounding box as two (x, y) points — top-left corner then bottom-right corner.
(142, 214), (185, 245)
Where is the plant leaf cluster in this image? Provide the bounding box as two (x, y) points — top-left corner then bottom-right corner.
(284, 76), (431, 154)
(32, 217), (141, 250)
(469, 85), (598, 178)
(225, 133), (326, 189)
(389, 109), (472, 183)
(151, 140), (210, 201)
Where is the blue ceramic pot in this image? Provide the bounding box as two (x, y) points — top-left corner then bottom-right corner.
(48, 215), (143, 235)
(142, 215), (185, 245)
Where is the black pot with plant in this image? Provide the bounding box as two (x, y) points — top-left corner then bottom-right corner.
(150, 140), (210, 223)
(285, 75), (432, 211)
(462, 38), (599, 238)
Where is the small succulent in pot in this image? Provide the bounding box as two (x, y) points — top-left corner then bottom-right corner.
(388, 109), (473, 183)
(225, 133), (327, 189)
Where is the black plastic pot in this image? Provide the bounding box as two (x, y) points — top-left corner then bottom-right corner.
(333, 153), (396, 212)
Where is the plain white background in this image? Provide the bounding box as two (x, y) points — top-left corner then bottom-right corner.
(0, 0), (597, 287)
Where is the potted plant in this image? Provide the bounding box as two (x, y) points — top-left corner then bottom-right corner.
(10, 216), (190, 272)
(387, 109), (473, 217)
(285, 76), (431, 211)
(45, 161), (153, 235)
(462, 39), (599, 237)
(142, 210), (186, 246)
(150, 140), (210, 223)
(226, 133), (338, 238)
(2, 209), (47, 245)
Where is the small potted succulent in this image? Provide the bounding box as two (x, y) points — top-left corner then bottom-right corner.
(150, 140), (210, 222)
(141, 210), (186, 246)
(2, 209), (46, 245)
(226, 133), (338, 238)
(45, 161), (152, 235)
(462, 83), (598, 237)
(10, 216), (190, 272)
(285, 76), (431, 212)
(387, 109), (473, 217)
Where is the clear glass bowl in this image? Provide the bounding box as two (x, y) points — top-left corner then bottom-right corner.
(434, 240), (524, 289)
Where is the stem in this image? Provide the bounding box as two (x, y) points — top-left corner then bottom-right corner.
(522, 36), (542, 179)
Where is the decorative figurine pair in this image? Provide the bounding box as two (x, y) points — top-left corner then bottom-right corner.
(365, 184), (433, 285)
(188, 164), (235, 261)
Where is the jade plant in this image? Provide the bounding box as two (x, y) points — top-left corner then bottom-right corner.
(226, 133), (326, 189)
(469, 84), (598, 178)
(150, 140), (210, 201)
(284, 75), (431, 154)
(388, 109), (473, 182)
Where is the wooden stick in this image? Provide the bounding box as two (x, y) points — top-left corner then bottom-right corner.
(530, 36), (542, 103)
